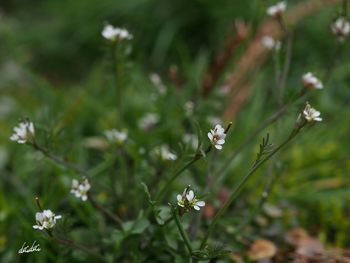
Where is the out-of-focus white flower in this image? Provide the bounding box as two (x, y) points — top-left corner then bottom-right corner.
(33, 210), (61, 230)
(208, 124), (226, 150)
(302, 103), (322, 122)
(184, 101), (195, 116)
(71, 178), (91, 201)
(207, 116), (223, 127)
(261, 36), (281, 51)
(105, 129), (128, 144)
(177, 188), (205, 212)
(154, 145), (177, 161)
(10, 120), (35, 144)
(267, 1), (286, 17)
(183, 134), (198, 149)
(302, 72), (323, 90)
(331, 17), (350, 42)
(149, 73), (166, 95)
(138, 113), (159, 131)
(102, 24), (133, 41)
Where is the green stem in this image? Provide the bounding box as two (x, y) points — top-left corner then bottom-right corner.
(30, 142), (89, 178)
(112, 42), (122, 118)
(30, 142), (123, 226)
(51, 236), (106, 262)
(215, 93), (307, 183)
(170, 205), (193, 256)
(200, 129), (300, 249)
(87, 192), (123, 225)
(232, 162), (275, 235)
(156, 146), (212, 202)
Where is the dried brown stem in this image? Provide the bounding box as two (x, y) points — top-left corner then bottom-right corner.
(202, 20), (249, 96)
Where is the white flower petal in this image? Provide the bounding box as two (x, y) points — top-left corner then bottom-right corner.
(193, 205), (200, 211)
(196, 201), (205, 207)
(186, 190), (194, 201)
(177, 195), (182, 202)
(215, 145), (223, 150)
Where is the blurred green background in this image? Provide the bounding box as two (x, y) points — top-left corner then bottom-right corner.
(1, 0), (350, 262)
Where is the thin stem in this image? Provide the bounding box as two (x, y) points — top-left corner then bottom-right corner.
(200, 129), (300, 250)
(215, 93), (307, 183)
(215, 106), (286, 183)
(277, 31), (293, 108)
(35, 197), (43, 212)
(29, 142), (123, 226)
(170, 205), (193, 256)
(232, 163), (275, 235)
(343, 0), (347, 16)
(51, 236), (106, 262)
(111, 42), (123, 119)
(156, 146), (211, 202)
(87, 192), (123, 225)
(30, 142), (89, 178)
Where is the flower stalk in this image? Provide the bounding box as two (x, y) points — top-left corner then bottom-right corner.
(200, 126), (303, 250)
(169, 204), (193, 256)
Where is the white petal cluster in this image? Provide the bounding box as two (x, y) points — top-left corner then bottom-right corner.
(267, 1), (286, 17)
(261, 36), (281, 51)
(302, 72), (323, 90)
(71, 178), (91, 201)
(33, 210), (62, 230)
(155, 145), (177, 161)
(102, 24), (133, 41)
(149, 73), (166, 95)
(302, 103), (322, 122)
(331, 17), (350, 42)
(105, 129), (128, 144)
(177, 189), (205, 212)
(10, 120), (35, 144)
(208, 124), (226, 150)
(138, 113), (159, 131)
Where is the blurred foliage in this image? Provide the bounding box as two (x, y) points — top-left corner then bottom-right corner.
(0, 0), (350, 262)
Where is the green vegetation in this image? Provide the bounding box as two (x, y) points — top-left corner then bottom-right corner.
(1, 0), (350, 262)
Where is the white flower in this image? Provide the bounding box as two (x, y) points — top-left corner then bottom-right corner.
(331, 17), (350, 42)
(208, 124), (226, 150)
(302, 103), (322, 122)
(261, 36), (281, 51)
(154, 145), (177, 161)
(138, 113), (159, 131)
(10, 120), (35, 144)
(105, 129), (128, 144)
(71, 178), (91, 201)
(102, 24), (133, 41)
(149, 73), (166, 95)
(33, 210), (62, 230)
(177, 188), (205, 212)
(302, 72), (323, 90)
(207, 116), (222, 127)
(267, 1), (287, 17)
